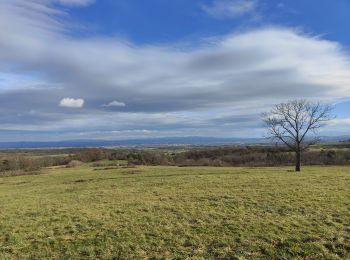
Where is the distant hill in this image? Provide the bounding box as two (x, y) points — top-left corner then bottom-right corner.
(0, 137), (266, 149)
(0, 136), (348, 149)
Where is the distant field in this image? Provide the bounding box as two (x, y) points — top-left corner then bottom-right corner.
(314, 142), (350, 150)
(0, 164), (349, 259)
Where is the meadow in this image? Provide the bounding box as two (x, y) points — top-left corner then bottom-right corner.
(0, 163), (349, 259)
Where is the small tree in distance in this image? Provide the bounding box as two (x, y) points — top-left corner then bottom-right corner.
(262, 99), (333, 172)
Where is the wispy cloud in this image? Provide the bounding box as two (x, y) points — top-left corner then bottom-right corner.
(55, 0), (95, 7)
(102, 100), (126, 107)
(329, 118), (350, 126)
(201, 0), (257, 19)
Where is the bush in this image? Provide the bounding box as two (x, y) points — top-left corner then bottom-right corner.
(66, 160), (84, 168)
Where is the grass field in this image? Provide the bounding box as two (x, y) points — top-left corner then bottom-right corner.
(0, 164), (349, 259)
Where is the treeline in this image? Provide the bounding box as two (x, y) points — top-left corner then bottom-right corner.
(0, 155), (71, 176)
(1, 146), (350, 175)
(170, 146), (350, 167)
(58, 146), (350, 166)
(0, 148), (113, 175)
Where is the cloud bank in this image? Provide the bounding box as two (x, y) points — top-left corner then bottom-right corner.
(0, 0), (349, 140)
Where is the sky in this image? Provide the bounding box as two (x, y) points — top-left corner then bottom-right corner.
(0, 0), (350, 141)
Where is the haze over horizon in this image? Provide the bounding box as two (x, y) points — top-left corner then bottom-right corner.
(1, 0), (350, 142)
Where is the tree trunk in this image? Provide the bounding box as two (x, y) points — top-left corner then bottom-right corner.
(295, 149), (301, 172)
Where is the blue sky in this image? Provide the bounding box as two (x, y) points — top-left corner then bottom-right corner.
(68, 0), (350, 45)
(0, 0), (350, 141)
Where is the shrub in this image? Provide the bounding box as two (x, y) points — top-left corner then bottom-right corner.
(66, 160), (84, 168)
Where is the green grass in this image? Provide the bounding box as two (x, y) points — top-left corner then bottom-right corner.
(0, 165), (349, 259)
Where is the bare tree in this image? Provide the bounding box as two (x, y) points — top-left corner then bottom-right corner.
(262, 100), (333, 172)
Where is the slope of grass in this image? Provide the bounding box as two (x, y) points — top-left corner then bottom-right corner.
(0, 165), (349, 259)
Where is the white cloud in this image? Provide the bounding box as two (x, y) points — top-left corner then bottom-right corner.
(201, 0), (257, 19)
(102, 100), (126, 107)
(329, 118), (350, 126)
(59, 98), (84, 108)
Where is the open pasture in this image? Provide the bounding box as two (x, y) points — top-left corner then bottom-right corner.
(0, 165), (349, 259)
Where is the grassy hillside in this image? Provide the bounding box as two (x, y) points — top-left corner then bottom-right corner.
(0, 165), (349, 259)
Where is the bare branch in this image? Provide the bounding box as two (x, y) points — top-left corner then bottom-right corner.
(262, 99), (333, 171)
